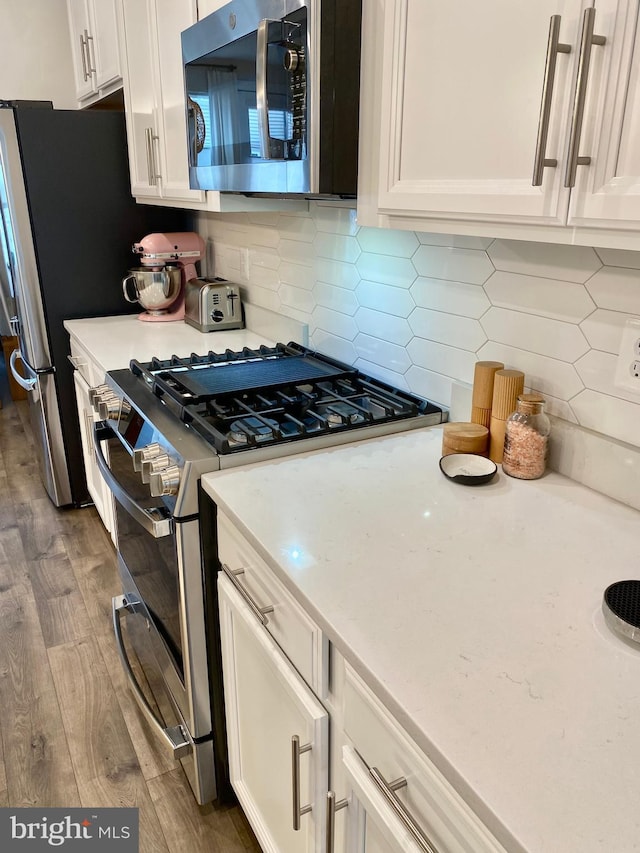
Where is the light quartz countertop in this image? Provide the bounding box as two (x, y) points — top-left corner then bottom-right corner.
(202, 426), (640, 853)
(63, 314), (275, 375)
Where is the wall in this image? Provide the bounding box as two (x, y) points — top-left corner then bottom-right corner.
(0, 0), (76, 109)
(199, 204), (640, 451)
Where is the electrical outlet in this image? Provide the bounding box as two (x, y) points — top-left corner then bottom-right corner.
(614, 318), (640, 393)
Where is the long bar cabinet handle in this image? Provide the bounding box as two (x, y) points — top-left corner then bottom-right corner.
(145, 127), (161, 186)
(220, 563), (274, 625)
(112, 595), (192, 760)
(79, 33), (90, 81)
(291, 735), (312, 830)
(326, 791), (349, 853)
(369, 767), (440, 853)
(532, 15), (571, 185)
(85, 29), (96, 74)
(564, 6), (606, 188)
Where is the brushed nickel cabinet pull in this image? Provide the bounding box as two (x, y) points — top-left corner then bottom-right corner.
(220, 563), (274, 625)
(85, 29), (97, 74)
(369, 767), (440, 853)
(532, 15), (571, 185)
(291, 735), (313, 830)
(564, 6), (606, 187)
(145, 127), (154, 185)
(325, 791), (348, 853)
(79, 33), (89, 81)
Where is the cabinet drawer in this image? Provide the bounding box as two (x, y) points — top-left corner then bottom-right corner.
(217, 511), (328, 695)
(343, 665), (507, 853)
(69, 337), (104, 387)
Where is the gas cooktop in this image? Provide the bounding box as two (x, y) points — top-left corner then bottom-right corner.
(126, 342), (445, 454)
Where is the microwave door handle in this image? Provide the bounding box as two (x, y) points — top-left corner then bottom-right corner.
(93, 424), (173, 539)
(256, 18), (284, 160)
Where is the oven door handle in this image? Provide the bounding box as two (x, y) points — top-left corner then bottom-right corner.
(93, 424), (174, 539)
(112, 595), (192, 760)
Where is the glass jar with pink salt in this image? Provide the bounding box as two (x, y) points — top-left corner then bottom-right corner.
(502, 393), (550, 480)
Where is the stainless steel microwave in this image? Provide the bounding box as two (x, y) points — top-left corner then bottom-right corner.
(181, 0), (361, 197)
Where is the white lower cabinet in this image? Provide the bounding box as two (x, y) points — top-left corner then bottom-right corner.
(218, 572), (329, 853)
(69, 343), (115, 540)
(215, 514), (507, 853)
(341, 666), (508, 853)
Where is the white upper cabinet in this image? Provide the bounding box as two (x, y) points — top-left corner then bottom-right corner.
(120, 0), (205, 205)
(358, 0), (640, 247)
(120, 0), (308, 211)
(67, 0), (122, 104)
(568, 0), (640, 227)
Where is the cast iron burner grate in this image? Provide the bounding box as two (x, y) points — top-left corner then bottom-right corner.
(602, 580), (640, 645)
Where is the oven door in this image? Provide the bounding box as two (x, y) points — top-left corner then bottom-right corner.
(182, 0), (310, 193)
(93, 423), (215, 749)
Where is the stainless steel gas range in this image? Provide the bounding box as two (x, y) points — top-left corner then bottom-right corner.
(92, 342), (446, 805)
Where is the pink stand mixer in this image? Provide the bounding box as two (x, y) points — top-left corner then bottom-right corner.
(122, 232), (205, 322)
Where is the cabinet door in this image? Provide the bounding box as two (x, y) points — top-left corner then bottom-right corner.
(152, 0), (207, 204)
(342, 746), (428, 853)
(218, 573), (328, 853)
(120, 0), (162, 198)
(370, 0), (584, 225)
(72, 370), (113, 534)
(67, 0), (95, 101)
(568, 0), (640, 227)
(89, 0), (121, 91)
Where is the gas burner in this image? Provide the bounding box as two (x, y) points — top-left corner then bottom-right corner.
(324, 402), (367, 426)
(124, 342), (445, 454)
(228, 417), (279, 446)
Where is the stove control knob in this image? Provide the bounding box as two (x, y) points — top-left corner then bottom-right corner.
(91, 389), (116, 415)
(97, 395), (131, 422)
(88, 384), (110, 405)
(141, 454), (170, 484)
(133, 442), (163, 472)
(149, 465), (181, 498)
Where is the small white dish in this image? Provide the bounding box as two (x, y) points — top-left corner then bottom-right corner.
(439, 453), (498, 486)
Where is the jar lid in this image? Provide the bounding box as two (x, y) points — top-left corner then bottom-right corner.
(442, 422), (488, 451)
(516, 393), (545, 414)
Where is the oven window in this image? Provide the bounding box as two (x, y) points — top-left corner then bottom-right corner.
(109, 440), (184, 677)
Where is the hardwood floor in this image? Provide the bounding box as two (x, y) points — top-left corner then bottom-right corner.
(0, 365), (260, 852)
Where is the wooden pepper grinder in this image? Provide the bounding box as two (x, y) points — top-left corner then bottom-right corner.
(471, 361), (504, 429)
(489, 369), (525, 463)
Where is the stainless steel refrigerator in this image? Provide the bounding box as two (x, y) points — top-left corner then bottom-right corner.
(0, 101), (190, 507)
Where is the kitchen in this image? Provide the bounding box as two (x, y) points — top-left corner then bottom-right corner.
(1, 1), (640, 852)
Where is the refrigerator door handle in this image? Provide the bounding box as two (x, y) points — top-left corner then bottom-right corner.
(9, 347), (37, 391)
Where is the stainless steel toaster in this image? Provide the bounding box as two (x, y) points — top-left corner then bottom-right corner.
(184, 278), (244, 332)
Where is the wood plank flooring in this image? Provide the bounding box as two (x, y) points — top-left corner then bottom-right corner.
(0, 364), (261, 852)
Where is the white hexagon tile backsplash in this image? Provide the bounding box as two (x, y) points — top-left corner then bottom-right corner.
(199, 204), (640, 449)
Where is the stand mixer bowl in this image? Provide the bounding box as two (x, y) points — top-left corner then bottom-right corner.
(122, 265), (182, 314)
